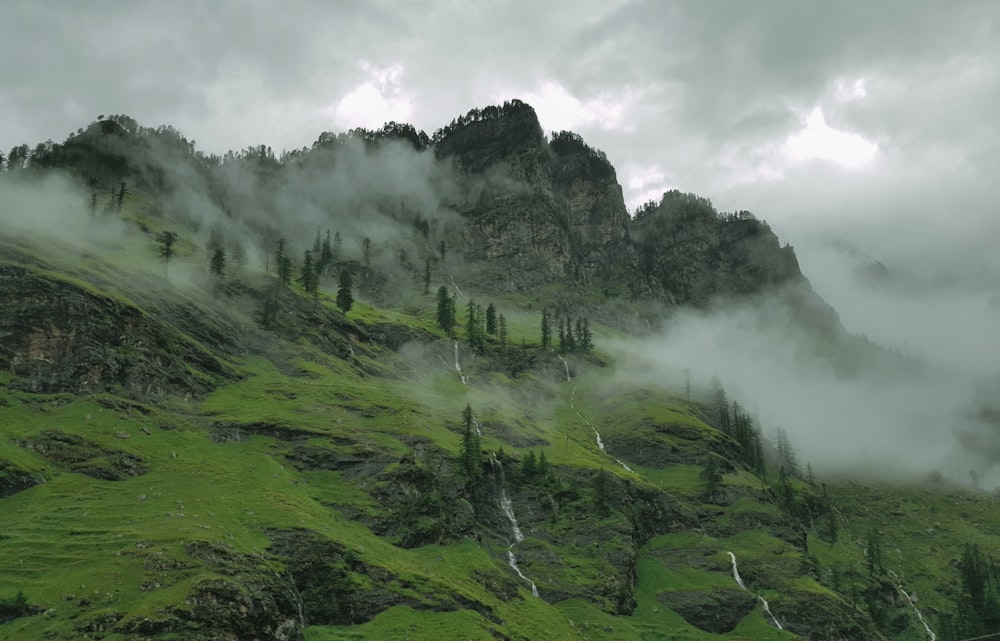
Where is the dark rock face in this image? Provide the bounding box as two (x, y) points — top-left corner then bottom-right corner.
(658, 587), (756, 633)
(18, 429), (146, 480)
(773, 588), (887, 641)
(0, 461), (41, 498)
(0, 265), (233, 398)
(435, 104), (636, 293)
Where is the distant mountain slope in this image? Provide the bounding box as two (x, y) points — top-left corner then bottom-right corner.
(1, 104), (996, 641)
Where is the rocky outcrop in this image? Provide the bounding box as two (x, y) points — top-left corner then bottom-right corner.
(0, 461), (41, 498)
(0, 265), (235, 398)
(435, 102), (637, 293)
(658, 587), (756, 633)
(17, 429), (147, 481)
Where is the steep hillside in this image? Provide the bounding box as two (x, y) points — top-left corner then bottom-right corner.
(1, 106), (998, 641)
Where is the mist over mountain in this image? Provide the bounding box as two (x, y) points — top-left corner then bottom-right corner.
(2, 102), (1000, 641)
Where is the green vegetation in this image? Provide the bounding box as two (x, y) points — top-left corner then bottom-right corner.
(2, 109), (998, 641)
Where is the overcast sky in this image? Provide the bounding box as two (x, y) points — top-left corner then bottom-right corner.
(3, 1), (998, 278)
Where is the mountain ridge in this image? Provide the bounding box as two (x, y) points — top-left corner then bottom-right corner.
(0, 101), (995, 641)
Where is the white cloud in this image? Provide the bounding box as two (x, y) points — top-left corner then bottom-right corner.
(496, 81), (637, 134)
(784, 107), (878, 168)
(329, 62), (414, 130)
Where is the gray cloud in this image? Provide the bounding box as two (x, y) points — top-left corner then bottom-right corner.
(5, 2), (999, 476)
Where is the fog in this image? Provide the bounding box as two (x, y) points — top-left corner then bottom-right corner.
(616, 233), (1000, 486)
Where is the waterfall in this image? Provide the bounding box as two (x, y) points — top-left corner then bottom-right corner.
(557, 355), (571, 382)
(899, 587), (936, 641)
(888, 570), (935, 641)
(491, 454), (539, 598)
(453, 340), (467, 384)
(727, 551), (782, 630)
(499, 487), (524, 542)
(472, 416), (482, 438)
(575, 398), (634, 474)
(507, 547), (539, 597)
(727, 551), (746, 589)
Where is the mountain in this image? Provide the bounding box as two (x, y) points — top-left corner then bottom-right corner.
(0, 104), (997, 641)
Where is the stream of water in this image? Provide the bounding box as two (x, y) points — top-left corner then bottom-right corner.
(491, 455), (539, 597)
(727, 551), (783, 630)
(453, 340), (467, 384)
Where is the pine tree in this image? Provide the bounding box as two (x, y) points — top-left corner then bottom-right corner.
(298, 250), (319, 299)
(465, 299), (479, 345)
(210, 247), (226, 277)
(436, 286), (455, 335)
(438, 240), (446, 262)
(564, 317), (577, 352)
(312, 229), (322, 256)
(362, 237), (371, 267)
(157, 231), (178, 264)
(423, 257), (432, 295)
(320, 230), (333, 272)
(485, 303), (497, 335)
(275, 238), (293, 286)
(580, 318), (593, 351)
(541, 308), (551, 349)
(459, 404), (482, 483)
(700, 454), (724, 501)
(336, 269), (353, 313)
(333, 231), (343, 261)
(116, 182), (127, 209)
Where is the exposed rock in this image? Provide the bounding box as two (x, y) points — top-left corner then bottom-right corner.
(17, 429), (147, 480)
(659, 587), (756, 633)
(773, 588), (887, 641)
(0, 264), (234, 398)
(0, 461), (41, 498)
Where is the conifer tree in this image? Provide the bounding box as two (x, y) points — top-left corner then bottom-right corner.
(465, 298), (478, 344)
(423, 257), (432, 294)
(332, 231), (343, 261)
(336, 269), (353, 313)
(362, 237), (371, 267)
(541, 308), (551, 349)
(157, 231), (178, 264)
(436, 286), (456, 335)
(700, 454), (724, 501)
(298, 249), (319, 299)
(210, 247), (226, 277)
(459, 404), (482, 483)
(485, 303), (497, 335)
(580, 318), (593, 351)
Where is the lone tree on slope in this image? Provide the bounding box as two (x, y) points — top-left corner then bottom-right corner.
(336, 269), (354, 313)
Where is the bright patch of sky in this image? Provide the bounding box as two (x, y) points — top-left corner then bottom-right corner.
(498, 82), (636, 134)
(330, 62), (414, 130)
(784, 107), (878, 168)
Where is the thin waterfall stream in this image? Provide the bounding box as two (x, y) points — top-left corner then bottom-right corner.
(490, 455), (539, 597)
(727, 552), (783, 630)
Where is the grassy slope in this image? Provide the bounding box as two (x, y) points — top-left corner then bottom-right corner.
(1, 191), (998, 641)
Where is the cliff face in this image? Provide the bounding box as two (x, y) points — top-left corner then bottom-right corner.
(630, 190), (840, 329)
(435, 102), (636, 293)
(0, 265), (234, 398)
